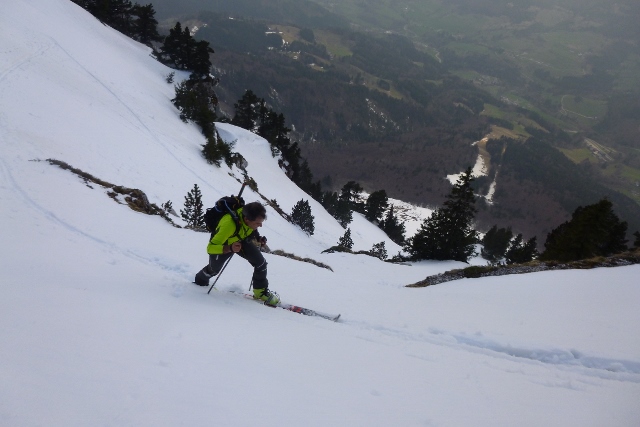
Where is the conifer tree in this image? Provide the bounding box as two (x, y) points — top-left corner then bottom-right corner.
(295, 160), (322, 200)
(202, 133), (233, 167)
(231, 90), (262, 131)
(505, 234), (538, 264)
(190, 40), (215, 79)
(181, 184), (205, 229)
(131, 3), (161, 46)
(107, 0), (135, 35)
(406, 167), (478, 262)
(337, 228), (354, 250)
(634, 231), (640, 248)
(340, 181), (364, 213)
(290, 199), (315, 235)
(259, 110), (291, 155)
(172, 79), (216, 129)
(175, 26), (196, 69)
(381, 206), (406, 245)
(160, 22), (183, 66)
(370, 242), (388, 260)
(161, 200), (174, 215)
(322, 191), (352, 228)
(365, 190), (389, 223)
(481, 225), (513, 262)
(160, 22), (212, 73)
(540, 198), (628, 261)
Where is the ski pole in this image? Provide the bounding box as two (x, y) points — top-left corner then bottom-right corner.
(238, 180), (248, 197)
(207, 254), (233, 294)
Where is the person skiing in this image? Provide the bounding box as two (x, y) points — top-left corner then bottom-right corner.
(194, 201), (279, 305)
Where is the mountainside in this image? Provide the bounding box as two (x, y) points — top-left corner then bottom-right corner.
(1, 2), (640, 425)
(152, 0), (640, 241)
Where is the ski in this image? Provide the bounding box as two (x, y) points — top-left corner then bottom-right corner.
(230, 291), (341, 322)
(277, 302), (341, 322)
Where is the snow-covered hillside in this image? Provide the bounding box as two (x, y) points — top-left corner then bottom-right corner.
(1, 1), (639, 426)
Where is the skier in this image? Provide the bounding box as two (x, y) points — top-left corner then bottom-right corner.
(194, 202), (279, 305)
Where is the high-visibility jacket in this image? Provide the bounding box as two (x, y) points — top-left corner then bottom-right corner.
(206, 207), (255, 255)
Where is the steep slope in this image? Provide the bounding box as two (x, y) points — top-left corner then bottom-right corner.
(1, 1), (639, 426)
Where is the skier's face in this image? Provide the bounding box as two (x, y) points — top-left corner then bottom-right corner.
(244, 216), (264, 230)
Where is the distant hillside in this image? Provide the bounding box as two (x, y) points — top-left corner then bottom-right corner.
(154, 0), (640, 241)
(153, 0), (349, 28)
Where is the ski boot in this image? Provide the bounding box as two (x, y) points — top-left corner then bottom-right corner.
(253, 287), (280, 306)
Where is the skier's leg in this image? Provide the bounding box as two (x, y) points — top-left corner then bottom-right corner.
(239, 240), (279, 305)
(238, 241), (268, 289)
(194, 253), (233, 286)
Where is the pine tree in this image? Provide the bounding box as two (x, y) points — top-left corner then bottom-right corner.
(161, 200), (174, 215)
(131, 3), (161, 46)
(181, 184), (205, 229)
(231, 90), (262, 131)
(72, 0), (161, 56)
(365, 190), (389, 223)
(406, 167), (478, 262)
(540, 198), (628, 261)
(202, 132), (233, 167)
(259, 110), (291, 156)
(337, 228), (354, 250)
(634, 231), (640, 248)
(104, 0), (135, 35)
(160, 22), (184, 67)
(370, 242), (388, 260)
(176, 26), (197, 70)
(159, 22), (212, 72)
(481, 225), (513, 262)
(505, 235), (538, 264)
(381, 206), (406, 245)
(339, 181), (364, 213)
(190, 40), (214, 79)
(294, 160), (321, 200)
(172, 77), (218, 136)
(290, 199), (315, 235)
(322, 191), (352, 228)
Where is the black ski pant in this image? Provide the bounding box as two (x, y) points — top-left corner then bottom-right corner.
(195, 239), (268, 289)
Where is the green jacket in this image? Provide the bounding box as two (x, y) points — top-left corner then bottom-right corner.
(207, 207), (254, 255)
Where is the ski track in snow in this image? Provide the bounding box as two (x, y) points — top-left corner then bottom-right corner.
(0, 157), (191, 277)
(0, 39), (54, 83)
(0, 32), (222, 198)
(47, 39), (219, 189)
(343, 319), (640, 383)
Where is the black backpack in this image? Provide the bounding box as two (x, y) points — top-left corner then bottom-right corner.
(203, 196), (245, 235)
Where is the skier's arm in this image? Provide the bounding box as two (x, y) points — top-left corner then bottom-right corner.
(207, 215), (237, 255)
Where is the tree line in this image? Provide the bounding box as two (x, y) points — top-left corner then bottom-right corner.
(407, 168), (637, 264)
(71, 0), (161, 46)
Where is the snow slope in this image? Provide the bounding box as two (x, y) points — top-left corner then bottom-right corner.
(1, 1), (639, 426)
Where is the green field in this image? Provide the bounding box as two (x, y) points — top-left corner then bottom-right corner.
(614, 53), (640, 92)
(561, 95), (608, 120)
(559, 148), (597, 164)
(315, 30), (353, 58)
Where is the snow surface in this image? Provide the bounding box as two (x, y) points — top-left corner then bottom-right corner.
(1, 1), (640, 426)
